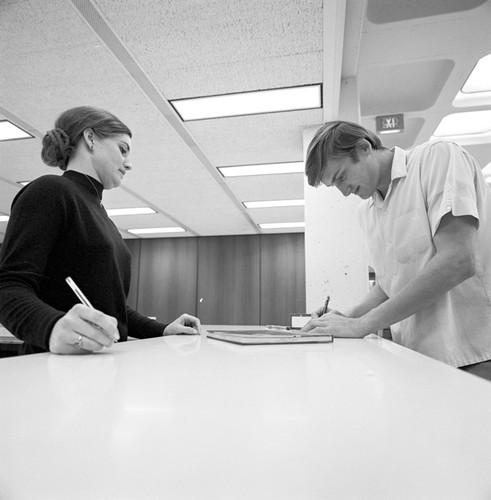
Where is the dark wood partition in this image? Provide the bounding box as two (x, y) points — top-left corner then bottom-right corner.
(124, 233), (305, 327)
(260, 233), (306, 325)
(125, 239), (141, 311)
(137, 238), (198, 323)
(196, 235), (261, 325)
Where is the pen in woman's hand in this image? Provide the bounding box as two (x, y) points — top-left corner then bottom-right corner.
(65, 276), (119, 344)
(323, 295), (331, 314)
(65, 276), (94, 308)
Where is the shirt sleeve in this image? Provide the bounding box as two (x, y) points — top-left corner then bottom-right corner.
(0, 178), (68, 349)
(126, 305), (167, 338)
(421, 141), (479, 236)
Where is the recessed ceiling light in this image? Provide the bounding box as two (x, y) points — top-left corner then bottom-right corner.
(462, 54), (491, 93)
(0, 121), (33, 141)
(453, 90), (491, 108)
(453, 53), (491, 107)
(218, 162), (304, 178)
(127, 227), (186, 235)
(106, 207), (156, 216)
(244, 199), (305, 209)
(258, 222), (305, 229)
(0, 215), (9, 222)
(483, 161), (491, 182)
(170, 84), (322, 121)
(433, 110), (491, 137)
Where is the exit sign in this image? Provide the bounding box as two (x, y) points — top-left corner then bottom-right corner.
(376, 114), (404, 134)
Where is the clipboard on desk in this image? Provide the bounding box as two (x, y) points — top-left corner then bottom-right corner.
(206, 329), (333, 346)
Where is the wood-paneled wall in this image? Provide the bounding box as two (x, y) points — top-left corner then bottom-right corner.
(260, 233), (306, 325)
(137, 238), (198, 322)
(125, 233), (305, 326)
(197, 235), (261, 324)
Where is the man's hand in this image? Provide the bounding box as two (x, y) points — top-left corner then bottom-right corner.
(302, 312), (364, 338)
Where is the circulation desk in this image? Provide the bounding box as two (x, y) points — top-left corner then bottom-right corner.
(1, 328), (491, 499)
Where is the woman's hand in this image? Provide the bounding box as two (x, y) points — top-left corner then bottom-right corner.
(163, 313), (201, 336)
(49, 304), (119, 354)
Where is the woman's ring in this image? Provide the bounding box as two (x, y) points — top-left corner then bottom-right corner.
(74, 335), (83, 348)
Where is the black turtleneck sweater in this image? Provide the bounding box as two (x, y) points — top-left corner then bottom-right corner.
(0, 170), (166, 354)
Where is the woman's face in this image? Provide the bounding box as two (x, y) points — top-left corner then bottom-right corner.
(91, 134), (132, 189)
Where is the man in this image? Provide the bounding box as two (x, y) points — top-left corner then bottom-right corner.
(302, 121), (491, 380)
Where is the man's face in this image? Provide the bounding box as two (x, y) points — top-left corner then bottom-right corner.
(320, 153), (379, 200)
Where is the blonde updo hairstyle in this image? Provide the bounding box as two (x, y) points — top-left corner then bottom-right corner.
(41, 106), (132, 170)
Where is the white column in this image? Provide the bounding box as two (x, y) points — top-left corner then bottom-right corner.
(303, 128), (368, 314)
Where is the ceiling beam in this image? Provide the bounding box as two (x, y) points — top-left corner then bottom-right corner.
(342, 0), (367, 78)
(322, 0), (366, 123)
(322, 0), (346, 121)
(70, 0), (260, 234)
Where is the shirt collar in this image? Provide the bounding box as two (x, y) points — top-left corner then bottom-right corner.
(369, 147), (407, 207)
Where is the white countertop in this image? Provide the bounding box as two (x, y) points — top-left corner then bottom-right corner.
(1, 328), (491, 499)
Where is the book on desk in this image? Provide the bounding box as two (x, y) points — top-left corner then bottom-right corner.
(206, 329), (333, 346)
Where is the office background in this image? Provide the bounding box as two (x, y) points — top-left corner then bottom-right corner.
(125, 233), (305, 325)
(1, 0), (491, 322)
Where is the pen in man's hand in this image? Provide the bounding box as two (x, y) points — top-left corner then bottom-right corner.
(323, 295), (331, 314)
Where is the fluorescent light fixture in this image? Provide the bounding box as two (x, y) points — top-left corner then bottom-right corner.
(244, 199), (305, 209)
(433, 110), (491, 137)
(170, 84), (322, 121)
(258, 222), (305, 229)
(0, 121), (33, 141)
(127, 227), (185, 235)
(218, 161), (304, 178)
(0, 215), (9, 222)
(106, 207), (156, 216)
(462, 54), (491, 93)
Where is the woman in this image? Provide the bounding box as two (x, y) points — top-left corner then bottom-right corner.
(0, 106), (200, 355)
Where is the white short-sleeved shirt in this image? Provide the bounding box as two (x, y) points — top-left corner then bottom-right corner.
(358, 141), (491, 367)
